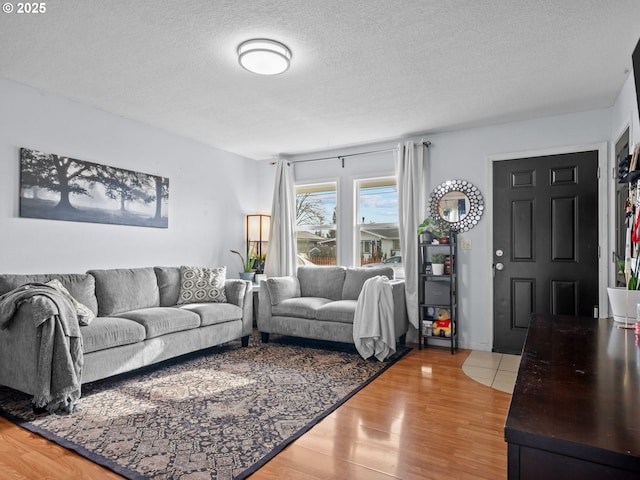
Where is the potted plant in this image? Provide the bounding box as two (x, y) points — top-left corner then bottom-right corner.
(418, 218), (444, 243)
(608, 252), (640, 324)
(230, 247), (256, 282)
(430, 253), (446, 275)
(253, 252), (266, 274)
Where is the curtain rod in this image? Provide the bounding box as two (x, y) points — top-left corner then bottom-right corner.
(269, 141), (431, 166)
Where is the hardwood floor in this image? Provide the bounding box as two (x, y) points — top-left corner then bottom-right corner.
(0, 347), (512, 480)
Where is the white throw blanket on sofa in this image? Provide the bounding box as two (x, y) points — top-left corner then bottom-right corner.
(353, 275), (396, 361)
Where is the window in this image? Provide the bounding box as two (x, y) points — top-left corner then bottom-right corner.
(296, 182), (337, 266)
(356, 177), (402, 276)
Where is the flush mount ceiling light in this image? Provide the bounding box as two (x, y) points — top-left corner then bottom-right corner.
(237, 39), (291, 75)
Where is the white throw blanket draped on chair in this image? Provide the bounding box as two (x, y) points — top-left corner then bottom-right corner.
(353, 276), (395, 361)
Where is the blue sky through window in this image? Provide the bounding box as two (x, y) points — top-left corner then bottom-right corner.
(359, 183), (398, 224)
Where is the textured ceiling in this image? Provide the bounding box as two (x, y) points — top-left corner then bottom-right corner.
(1, 1), (639, 160)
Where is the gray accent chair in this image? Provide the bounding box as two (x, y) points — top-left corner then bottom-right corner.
(258, 266), (408, 345)
(0, 266), (253, 398)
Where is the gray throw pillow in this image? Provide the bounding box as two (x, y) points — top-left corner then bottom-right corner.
(177, 266), (227, 304)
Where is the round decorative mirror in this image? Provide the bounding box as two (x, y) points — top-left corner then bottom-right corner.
(427, 180), (484, 232)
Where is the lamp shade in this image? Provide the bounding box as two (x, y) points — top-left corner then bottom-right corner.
(237, 39), (291, 75)
(246, 214), (271, 257)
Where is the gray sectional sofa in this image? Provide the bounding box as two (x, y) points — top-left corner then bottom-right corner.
(258, 266), (409, 345)
(0, 266), (253, 399)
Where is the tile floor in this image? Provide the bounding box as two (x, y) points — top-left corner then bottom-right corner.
(461, 350), (521, 394)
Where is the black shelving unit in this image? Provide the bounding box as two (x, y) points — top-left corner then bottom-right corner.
(418, 231), (458, 353)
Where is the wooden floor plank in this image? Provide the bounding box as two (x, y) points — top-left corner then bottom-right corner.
(0, 346), (511, 479)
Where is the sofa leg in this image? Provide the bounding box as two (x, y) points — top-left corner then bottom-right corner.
(261, 332), (270, 343)
(241, 335), (250, 347)
(398, 333), (407, 345)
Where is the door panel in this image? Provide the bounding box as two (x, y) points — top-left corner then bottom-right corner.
(493, 151), (599, 353)
(513, 200), (534, 260)
(551, 280), (577, 314)
(551, 197), (576, 260)
(512, 279), (535, 329)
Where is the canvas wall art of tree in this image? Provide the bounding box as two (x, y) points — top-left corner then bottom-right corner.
(19, 148), (169, 228)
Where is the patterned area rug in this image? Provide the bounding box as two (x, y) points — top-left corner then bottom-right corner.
(0, 334), (409, 480)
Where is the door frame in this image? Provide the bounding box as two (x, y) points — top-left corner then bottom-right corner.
(612, 121), (634, 286)
(486, 142), (608, 347)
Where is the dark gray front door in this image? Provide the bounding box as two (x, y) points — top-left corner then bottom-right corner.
(493, 151), (599, 354)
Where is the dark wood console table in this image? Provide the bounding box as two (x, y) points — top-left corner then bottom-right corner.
(505, 314), (640, 479)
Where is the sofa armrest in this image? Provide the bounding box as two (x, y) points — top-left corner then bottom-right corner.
(264, 276), (300, 305)
(390, 280), (409, 339)
(257, 283), (273, 332)
(0, 301), (41, 396)
(224, 279), (247, 307)
(224, 279), (253, 337)
(257, 276), (300, 332)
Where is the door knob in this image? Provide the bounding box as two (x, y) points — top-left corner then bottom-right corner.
(495, 262), (504, 271)
(495, 249), (504, 257)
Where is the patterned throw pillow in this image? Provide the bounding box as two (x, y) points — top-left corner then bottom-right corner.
(177, 266), (227, 304)
(46, 279), (96, 326)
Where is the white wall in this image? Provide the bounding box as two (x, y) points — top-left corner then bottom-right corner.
(286, 108), (613, 351)
(5, 70), (633, 350)
(0, 79), (259, 275)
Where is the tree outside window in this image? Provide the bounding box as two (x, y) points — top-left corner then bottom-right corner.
(296, 182), (338, 266)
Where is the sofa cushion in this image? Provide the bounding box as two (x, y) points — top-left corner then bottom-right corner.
(177, 266), (227, 304)
(89, 267), (160, 316)
(272, 297), (332, 320)
(116, 307), (201, 339)
(342, 267), (394, 300)
(315, 300), (358, 324)
(46, 279), (96, 326)
(81, 316), (146, 353)
(179, 303), (243, 327)
(265, 276), (300, 305)
(154, 266), (181, 306)
(297, 267), (346, 301)
(0, 273), (98, 315)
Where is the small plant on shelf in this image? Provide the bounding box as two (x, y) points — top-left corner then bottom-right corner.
(431, 253), (446, 264)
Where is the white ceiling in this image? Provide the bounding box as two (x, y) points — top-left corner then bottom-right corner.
(1, 1), (639, 160)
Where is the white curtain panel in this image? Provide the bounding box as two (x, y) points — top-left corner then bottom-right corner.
(395, 141), (427, 329)
(265, 160), (298, 278)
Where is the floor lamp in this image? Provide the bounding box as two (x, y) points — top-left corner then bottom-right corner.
(247, 214), (270, 274)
